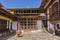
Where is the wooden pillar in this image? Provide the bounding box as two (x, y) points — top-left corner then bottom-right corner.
(11, 22), (12, 30)
(9, 21), (11, 30)
(9, 21), (12, 30)
(36, 10), (37, 13)
(30, 10), (31, 13)
(26, 18), (28, 30)
(17, 22), (18, 30)
(8, 21), (9, 30)
(32, 18), (34, 30)
(30, 18), (31, 30)
(7, 21), (9, 30)
(34, 18), (37, 30)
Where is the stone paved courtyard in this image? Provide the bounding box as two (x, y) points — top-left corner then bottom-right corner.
(2, 31), (59, 40)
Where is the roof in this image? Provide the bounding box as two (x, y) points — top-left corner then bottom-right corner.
(0, 8), (20, 21)
(7, 8), (44, 13)
(0, 3), (3, 8)
(40, 0), (49, 8)
(7, 8), (41, 10)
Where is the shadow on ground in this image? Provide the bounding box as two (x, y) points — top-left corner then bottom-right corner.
(0, 32), (16, 40)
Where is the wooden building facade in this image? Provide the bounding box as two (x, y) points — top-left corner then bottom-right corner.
(40, 0), (60, 32)
(0, 3), (19, 32)
(7, 8), (43, 31)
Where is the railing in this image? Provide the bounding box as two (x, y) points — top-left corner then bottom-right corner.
(14, 12), (41, 14)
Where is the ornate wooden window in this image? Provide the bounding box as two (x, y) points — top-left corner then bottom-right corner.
(24, 10), (26, 13)
(20, 19), (26, 27)
(51, 2), (58, 17)
(57, 24), (60, 29)
(28, 18), (36, 27)
(20, 18), (37, 28)
(49, 8), (52, 18)
(32, 10), (34, 13)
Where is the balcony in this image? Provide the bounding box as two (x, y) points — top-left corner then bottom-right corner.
(14, 13), (40, 15)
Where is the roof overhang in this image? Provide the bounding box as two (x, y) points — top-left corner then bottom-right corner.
(0, 8), (20, 21)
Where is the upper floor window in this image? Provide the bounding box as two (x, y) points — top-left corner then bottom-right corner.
(32, 10), (34, 13)
(57, 24), (60, 29)
(52, 2), (58, 14)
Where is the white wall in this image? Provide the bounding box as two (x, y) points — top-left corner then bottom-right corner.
(37, 20), (43, 30)
(5, 21), (8, 29)
(12, 21), (18, 30)
(9, 21), (11, 30)
(47, 21), (55, 31)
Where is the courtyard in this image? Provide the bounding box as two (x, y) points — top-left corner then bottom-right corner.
(0, 30), (60, 40)
(0, 0), (60, 40)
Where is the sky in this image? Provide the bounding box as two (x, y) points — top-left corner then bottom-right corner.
(0, 0), (42, 8)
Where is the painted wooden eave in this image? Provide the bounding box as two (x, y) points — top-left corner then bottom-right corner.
(0, 15), (13, 21)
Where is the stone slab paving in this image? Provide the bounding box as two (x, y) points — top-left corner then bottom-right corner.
(6, 31), (60, 40)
